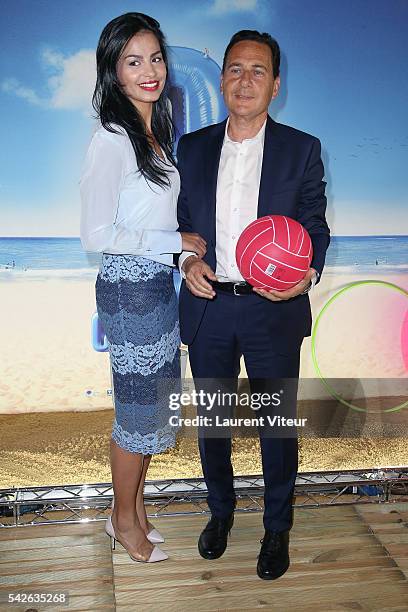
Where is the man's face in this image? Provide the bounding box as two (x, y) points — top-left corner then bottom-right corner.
(221, 40), (280, 121)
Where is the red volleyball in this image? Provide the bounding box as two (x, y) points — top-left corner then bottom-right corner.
(235, 215), (313, 291)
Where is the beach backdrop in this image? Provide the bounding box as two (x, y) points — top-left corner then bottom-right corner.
(0, 1), (407, 483)
(1, 237), (406, 413)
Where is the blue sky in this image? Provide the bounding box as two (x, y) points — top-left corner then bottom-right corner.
(1, 0), (407, 236)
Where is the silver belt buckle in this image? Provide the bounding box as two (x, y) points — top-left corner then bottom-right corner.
(233, 282), (243, 295)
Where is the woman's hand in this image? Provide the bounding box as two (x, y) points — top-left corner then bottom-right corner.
(180, 232), (207, 258)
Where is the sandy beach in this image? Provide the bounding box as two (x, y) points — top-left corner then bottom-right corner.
(1, 276), (112, 413)
(1, 271), (407, 486)
(0, 409), (407, 488)
(1, 271), (406, 414)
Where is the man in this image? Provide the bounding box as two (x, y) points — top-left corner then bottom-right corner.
(176, 30), (330, 580)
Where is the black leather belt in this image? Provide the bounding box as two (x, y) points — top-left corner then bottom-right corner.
(211, 280), (254, 296)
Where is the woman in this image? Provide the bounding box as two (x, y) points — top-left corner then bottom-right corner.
(80, 13), (206, 563)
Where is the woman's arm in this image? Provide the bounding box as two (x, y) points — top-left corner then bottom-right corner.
(79, 130), (182, 255)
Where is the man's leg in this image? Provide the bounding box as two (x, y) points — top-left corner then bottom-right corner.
(188, 293), (241, 519)
(237, 294), (302, 578)
(243, 344), (300, 532)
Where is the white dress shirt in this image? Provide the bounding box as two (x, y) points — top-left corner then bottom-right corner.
(214, 119), (266, 281)
(80, 124), (182, 266)
(179, 118), (265, 281)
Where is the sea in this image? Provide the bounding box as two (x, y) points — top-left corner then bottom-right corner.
(0, 236), (407, 281)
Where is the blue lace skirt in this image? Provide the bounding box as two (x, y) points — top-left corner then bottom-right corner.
(95, 254), (180, 454)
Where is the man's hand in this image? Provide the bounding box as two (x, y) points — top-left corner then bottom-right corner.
(183, 256), (217, 299)
(253, 268), (317, 302)
(180, 232), (207, 258)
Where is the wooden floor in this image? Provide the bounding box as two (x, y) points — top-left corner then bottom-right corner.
(1, 504), (408, 611)
(0, 521), (115, 610)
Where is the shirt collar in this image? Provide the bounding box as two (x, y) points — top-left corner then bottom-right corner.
(223, 116), (267, 146)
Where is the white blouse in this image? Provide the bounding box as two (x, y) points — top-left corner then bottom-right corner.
(80, 124), (182, 266)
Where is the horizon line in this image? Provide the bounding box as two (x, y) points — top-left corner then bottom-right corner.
(1, 234), (408, 239)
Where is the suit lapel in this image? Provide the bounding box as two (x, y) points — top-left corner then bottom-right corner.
(258, 116), (284, 218)
(204, 119), (227, 243)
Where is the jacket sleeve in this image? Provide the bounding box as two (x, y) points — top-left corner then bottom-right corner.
(297, 137), (330, 279)
(175, 136), (197, 270)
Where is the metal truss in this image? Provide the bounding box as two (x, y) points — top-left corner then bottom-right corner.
(1, 467), (407, 528)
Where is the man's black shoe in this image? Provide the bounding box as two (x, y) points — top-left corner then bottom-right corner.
(257, 529), (290, 580)
(198, 513), (234, 559)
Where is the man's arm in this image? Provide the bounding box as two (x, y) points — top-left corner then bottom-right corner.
(175, 137), (197, 274)
(176, 136), (217, 298)
(297, 137), (330, 280)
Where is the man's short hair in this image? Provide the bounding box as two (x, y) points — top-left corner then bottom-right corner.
(222, 30), (280, 78)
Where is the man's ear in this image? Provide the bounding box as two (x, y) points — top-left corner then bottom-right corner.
(220, 74), (224, 94)
(272, 75), (280, 99)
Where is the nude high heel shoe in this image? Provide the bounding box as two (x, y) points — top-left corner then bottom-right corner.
(111, 497), (165, 544)
(105, 515), (168, 563)
(146, 527), (165, 544)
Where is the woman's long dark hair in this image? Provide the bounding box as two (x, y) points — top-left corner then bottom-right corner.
(92, 12), (175, 188)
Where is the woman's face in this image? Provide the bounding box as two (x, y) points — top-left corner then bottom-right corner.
(116, 30), (167, 113)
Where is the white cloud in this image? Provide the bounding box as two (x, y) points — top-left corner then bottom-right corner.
(42, 48), (65, 69)
(210, 0), (258, 14)
(1, 48), (96, 114)
(45, 49), (96, 111)
(1, 78), (45, 107)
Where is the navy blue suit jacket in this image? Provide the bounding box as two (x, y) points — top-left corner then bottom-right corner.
(176, 116), (330, 347)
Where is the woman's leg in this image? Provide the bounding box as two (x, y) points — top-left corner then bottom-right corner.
(110, 439), (154, 560)
(136, 454), (153, 534)
(97, 257), (165, 560)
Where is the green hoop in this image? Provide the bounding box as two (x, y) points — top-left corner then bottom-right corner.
(311, 280), (408, 413)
